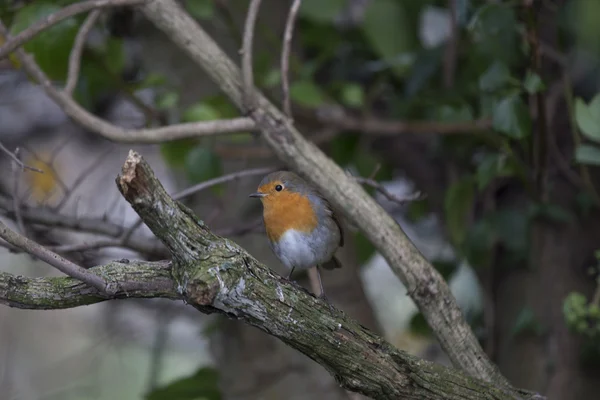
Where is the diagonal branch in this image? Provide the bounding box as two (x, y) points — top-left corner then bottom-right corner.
(138, 0), (509, 389)
(0, 218), (108, 291)
(64, 9), (102, 95)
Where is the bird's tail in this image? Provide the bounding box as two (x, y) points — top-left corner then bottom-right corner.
(322, 255), (342, 270)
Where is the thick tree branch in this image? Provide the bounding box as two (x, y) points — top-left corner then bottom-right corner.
(0, 218), (108, 291)
(0, 260), (177, 309)
(137, 0), (509, 389)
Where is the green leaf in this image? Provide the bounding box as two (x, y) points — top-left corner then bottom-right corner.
(523, 70), (545, 94)
(575, 97), (600, 143)
(340, 83), (364, 108)
(463, 219), (495, 268)
(510, 307), (543, 338)
(160, 139), (197, 167)
(355, 231), (376, 265)
(487, 209), (529, 255)
(432, 260), (459, 281)
(576, 144), (600, 165)
(329, 134), (360, 166)
(476, 153), (517, 191)
(185, 0), (215, 19)
(155, 91), (180, 110)
(479, 62), (511, 92)
(404, 47), (442, 96)
(363, 0), (412, 79)
(185, 147), (223, 194)
(444, 177), (475, 245)
(182, 103), (221, 122)
(10, 2), (79, 80)
(492, 95), (532, 139)
(409, 313), (432, 337)
(146, 367), (221, 400)
(468, 3), (520, 67)
(290, 81), (327, 108)
(262, 68), (281, 88)
(435, 104), (474, 123)
(300, 0), (345, 23)
(529, 203), (575, 224)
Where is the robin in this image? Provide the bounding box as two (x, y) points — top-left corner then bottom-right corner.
(249, 171), (343, 299)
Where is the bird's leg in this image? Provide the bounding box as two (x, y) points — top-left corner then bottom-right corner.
(286, 266), (295, 280)
(315, 266), (336, 313)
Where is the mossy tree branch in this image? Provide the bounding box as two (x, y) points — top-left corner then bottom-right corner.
(1, 151), (542, 399)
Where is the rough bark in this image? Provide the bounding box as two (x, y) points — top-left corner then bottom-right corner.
(1, 151), (541, 399)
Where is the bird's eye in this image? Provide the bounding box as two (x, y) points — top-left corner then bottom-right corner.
(275, 184), (283, 192)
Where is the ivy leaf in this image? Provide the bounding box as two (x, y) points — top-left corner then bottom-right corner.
(468, 3), (520, 67)
(476, 153), (517, 191)
(10, 2), (79, 81)
(290, 81), (327, 108)
(479, 61), (511, 92)
(155, 91), (180, 110)
(340, 83), (365, 108)
(510, 307), (543, 338)
(185, 0), (215, 19)
(575, 96), (600, 143)
(575, 144), (600, 166)
(300, 0), (345, 23)
(444, 177), (475, 245)
(160, 139), (196, 167)
(523, 70), (545, 94)
(363, 0), (413, 78)
(146, 367), (221, 400)
(329, 133), (360, 166)
(185, 146), (223, 195)
(492, 95), (532, 139)
(182, 103), (221, 122)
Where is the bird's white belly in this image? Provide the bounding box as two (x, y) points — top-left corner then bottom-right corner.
(273, 229), (318, 270)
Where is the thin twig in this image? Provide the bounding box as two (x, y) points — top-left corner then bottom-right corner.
(241, 0), (262, 112)
(172, 166), (275, 200)
(53, 146), (114, 212)
(10, 149), (26, 235)
(443, 0), (458, 89)
(65, 10), (102, 94)
(0, 218), (107, 291)
(354, 177), (425, 205)
(281, 0), (302, 118)
(0, 141), (43, 173)
(0, 20), (257, 142)
(0, 0), (144, 60)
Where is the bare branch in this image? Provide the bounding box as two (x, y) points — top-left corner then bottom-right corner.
(354, 176), (425, 206)
(241, 0), (262, 111)
(65, 10), (102, 95)
(10, 151), (26, 235)
(172, 166), (275, 200)
(0, 195), (166, 256)
(0, 218), (107, 291)
(0, 0), (144, 60)
(281, 0), (302, 118)
(0, 141), (43, 173)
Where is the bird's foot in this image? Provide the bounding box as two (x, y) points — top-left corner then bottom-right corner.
(318, 293), (336, 313)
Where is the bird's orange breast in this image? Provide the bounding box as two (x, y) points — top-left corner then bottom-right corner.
(261, 192), (318, 243)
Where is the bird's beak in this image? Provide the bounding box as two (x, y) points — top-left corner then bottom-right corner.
(249, 192), (266, 198)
